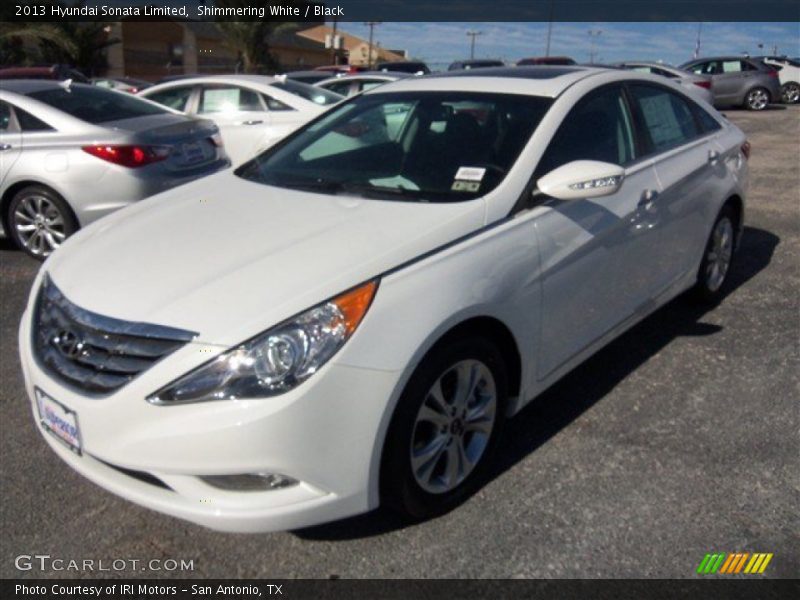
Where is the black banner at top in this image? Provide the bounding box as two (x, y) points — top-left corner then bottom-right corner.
(3, 0), (800, 22)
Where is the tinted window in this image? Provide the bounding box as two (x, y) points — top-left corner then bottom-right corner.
(323, 81), (353, 96)
(261, 93), (293, 111)
(692, 104), (722, 133)
(0, 102), (10, 131)
(237, 92), (552, 203)
(15, 107), (53, 132)
(630, 85), (699, 152)
(145, 86), (193, 111)
(28, 86), (167, 123)
(200, 86), (263, 113)
(538, 86), (636, 175)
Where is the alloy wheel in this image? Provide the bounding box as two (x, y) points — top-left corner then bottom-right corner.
(12, 194), (67, 257)
(782, 83), (800, 104)
(746, 88), (769, 110)
(410, 359), (497, 494)
(705, 217), (734, 292)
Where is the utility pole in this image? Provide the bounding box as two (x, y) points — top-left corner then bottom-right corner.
(545, 0), (555, 56)
(365, 22), (381, 69)
(467, 30), (482, 59)
(588, 29), (602, 64)
(694, 22), (703, 59)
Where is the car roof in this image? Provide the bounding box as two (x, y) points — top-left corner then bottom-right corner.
(364, 66), (604, 97)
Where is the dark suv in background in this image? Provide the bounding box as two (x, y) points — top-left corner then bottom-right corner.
(680, 56), (781, 110)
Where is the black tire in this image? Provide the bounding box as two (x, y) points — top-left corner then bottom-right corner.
(7, 185), (78, 260)
(781, 82), (800, 104)
(692, 204), (737, 303)
(744, 87), (770, 111)
(380, 335), (508, 520)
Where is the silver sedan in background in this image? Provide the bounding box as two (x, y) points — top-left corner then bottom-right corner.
(0, 80), (229, 259)
(615, 61), (715, 105)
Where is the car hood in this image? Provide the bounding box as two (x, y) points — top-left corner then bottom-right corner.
(44, 171), (485, 346)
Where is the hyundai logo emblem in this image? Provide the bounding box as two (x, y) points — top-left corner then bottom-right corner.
(53, 329), (85, 359)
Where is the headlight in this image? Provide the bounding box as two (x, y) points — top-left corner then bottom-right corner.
(148, 280), (378, 405)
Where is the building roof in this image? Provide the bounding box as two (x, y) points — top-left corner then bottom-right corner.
(297, 25), (405, 63)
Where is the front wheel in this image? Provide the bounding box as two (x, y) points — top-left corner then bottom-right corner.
(380, 336), (508, 520)
(692, 205), (737, 303)
(744, 87), (770, 111)
(781, 82), (800, 104)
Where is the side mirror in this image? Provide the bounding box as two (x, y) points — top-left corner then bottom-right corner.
(536, 160), (625, 201)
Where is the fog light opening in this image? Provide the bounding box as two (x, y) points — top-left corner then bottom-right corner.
(199, 472), (298, 492)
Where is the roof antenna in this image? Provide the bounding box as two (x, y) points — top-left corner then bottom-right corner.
(59, 78), (73, 91)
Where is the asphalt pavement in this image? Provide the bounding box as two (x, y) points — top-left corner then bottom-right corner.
(1, 106), (798, 579)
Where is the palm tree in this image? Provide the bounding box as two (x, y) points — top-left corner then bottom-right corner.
(0, 3), (118, 75)
(213, 2), (300, 73)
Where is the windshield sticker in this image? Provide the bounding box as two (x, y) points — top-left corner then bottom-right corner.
(452, 180), (481, 192)
(455, 166), (486, 182)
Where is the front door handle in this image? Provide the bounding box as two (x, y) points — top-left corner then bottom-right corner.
(0, 143), (12, 151)
(638, 189), (659, 210)
(708, 149), (720, 164)
(239, 120), (264, 126)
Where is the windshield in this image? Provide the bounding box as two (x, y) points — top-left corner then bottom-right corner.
(236, 91), (552, 202)
(28, 85), (167, 123)
(270, 80), (343, 106)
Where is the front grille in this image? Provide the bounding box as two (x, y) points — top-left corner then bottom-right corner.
(32, 276), (196, 395)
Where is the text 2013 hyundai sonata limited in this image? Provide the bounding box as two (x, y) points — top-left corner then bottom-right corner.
(20, 67), (748, 532)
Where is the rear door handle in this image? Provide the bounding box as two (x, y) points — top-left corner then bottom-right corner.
(239, 120), (264, 126)
(708, 149), (720, 164)
(0, 143), (12, 151)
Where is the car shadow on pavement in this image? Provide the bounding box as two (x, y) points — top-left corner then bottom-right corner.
(293, 225), (779, 541)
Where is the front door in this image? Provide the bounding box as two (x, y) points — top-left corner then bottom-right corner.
(532, 85), (664, 378)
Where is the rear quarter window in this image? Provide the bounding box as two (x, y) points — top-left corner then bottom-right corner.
(629, 84), (700, 153)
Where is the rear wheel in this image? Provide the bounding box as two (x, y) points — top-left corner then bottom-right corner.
(744, 87), (770, 111)
(692, 205), (737, 303)
(380, 336), (508, 519)
(7, 185), (77, 260)
(781, 82), (800, 104)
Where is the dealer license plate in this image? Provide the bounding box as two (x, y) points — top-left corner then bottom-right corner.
(35, 388), (82, 455)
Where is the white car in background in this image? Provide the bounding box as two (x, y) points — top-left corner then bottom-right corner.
(315, 71), (414, 97)
(760, 57), (800, 104)
(20, 67), (749, 532)
(139, 75), (343, 165)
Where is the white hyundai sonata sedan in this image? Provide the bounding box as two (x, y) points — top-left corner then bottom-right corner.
(19, 67), (749, 532)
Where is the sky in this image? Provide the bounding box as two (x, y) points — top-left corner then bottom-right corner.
(345, 22), (800, 69)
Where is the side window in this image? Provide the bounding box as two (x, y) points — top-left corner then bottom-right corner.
(261, 93), (293, 111)
(653, 67), (678, 79)
(360, 81), (385, 92)
(324, 81), (352, 96)
(0, 102), (11, 131)
(15, 107), (54, 132)
(629, 84), (700, 153)
(741, 61), (758, 71)
(721, 60), (743, 73)
(199, 86), (264, 113)
(537, 86), (636, 176)
(692, 104), (722, 133)
(146, 86), (193, 111)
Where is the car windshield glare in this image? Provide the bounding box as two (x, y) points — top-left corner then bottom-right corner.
(28, 85), (167, 123)
(236, 91), (553, 202)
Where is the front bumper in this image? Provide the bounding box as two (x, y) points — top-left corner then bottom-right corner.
(19, 309), (400, 533)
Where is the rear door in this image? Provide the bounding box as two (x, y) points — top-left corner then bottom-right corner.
(627, 83), (722, 289)
(196, 84), (272, 165)
(532, 84), (663, 378)
(0, 101), (22, 189)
